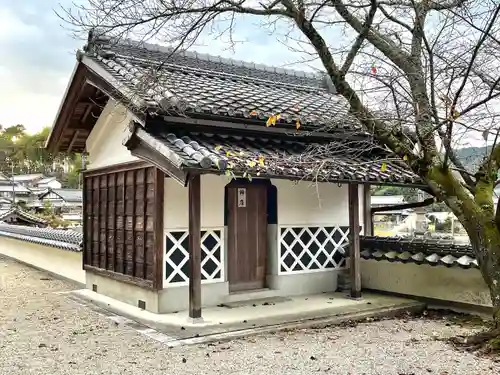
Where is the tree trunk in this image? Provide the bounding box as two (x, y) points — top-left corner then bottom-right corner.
(427, 167), (500, 325)
(463, 222), (500, 326)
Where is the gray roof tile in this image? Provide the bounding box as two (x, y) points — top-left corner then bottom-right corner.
(0, 208), (48, 226)
(130, 126), (420, 184)
(0, 223), (83, 252)
(85, 38), (358, 130)
(360, 236), (477, 268)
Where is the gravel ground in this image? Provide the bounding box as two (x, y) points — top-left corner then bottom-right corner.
(1, 256), (500, 375)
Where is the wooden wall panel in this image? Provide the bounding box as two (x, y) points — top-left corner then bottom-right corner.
(83, 163), (164, 289)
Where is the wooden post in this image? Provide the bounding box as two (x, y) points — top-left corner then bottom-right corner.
(153, 168), (165, 290)
(348, 184), (362, 299)
(188, 174), (202, 319)
(363, 184), (373, 236)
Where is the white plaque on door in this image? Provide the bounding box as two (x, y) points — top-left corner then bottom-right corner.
(237, 188), (247, 207)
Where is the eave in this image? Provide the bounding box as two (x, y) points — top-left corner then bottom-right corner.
(123, 122), (426, 188)
(45, 61), (110, 154)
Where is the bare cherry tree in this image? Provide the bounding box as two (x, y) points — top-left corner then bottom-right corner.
(60, 0), (500, 332)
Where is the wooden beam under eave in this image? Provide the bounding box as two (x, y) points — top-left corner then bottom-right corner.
(67, 130), (80, 153)
(81, 103), (94, 126)
(348, 184), (362, 299)
(188, 174), (202, 320)
(46, 63), (88, 153)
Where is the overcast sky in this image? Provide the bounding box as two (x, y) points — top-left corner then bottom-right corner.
(0, 1), (79, 132)
(0, 0), (312, 133)
(1, 0), (491, 151)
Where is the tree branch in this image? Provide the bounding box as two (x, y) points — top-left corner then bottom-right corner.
(443, 3), (500, 167)
(340, 0), (377, 76)
(280, 0), (416, 160)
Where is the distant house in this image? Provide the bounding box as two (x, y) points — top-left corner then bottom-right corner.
(0, 183), (32, 203)
(371, 195), (406, 207)
(12, 174), (62, 189)
(39, 188), (83, 208)
(371, 195), (410, 224)
(0, 197), (11, 209)
(34, 176), (62, 189)
(12, 173), (45, 186)
(37, 188), (83, 225)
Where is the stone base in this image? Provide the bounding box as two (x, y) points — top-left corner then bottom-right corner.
(187, 317), (205, 324)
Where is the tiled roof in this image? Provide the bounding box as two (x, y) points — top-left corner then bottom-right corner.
(0, 208), (48, 227)
(36, 177), (57, 185)
(0, 223), (83, 252)
(28, 187), (49, 195)
(12, 173), (44, 182)
(127, 126), (421, 184)
(360, 236), (477, 269)
(41, 189), (83, 203)
(0, 184), (30, 193)
(83, 37), (360, 130)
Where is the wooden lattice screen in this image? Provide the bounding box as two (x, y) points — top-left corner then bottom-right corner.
(83, 163), (164, 289)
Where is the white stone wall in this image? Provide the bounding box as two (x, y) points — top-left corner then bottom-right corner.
(86, 100), (139, 169)
(0, 237), (85, 285)
(361, 260), (491, 307)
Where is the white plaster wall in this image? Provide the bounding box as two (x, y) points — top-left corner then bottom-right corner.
(164, 174), (226, 229)
(361, 260), (491, 307)
(268, 180), (359, 293)
(162, 177), (362, 297)
(86, 100), (139, 169)
(272, 180), (364, 227)
(0, 237), (85, 285)
(163, 175), (227, 289)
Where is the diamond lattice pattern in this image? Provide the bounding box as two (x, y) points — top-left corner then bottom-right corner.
(165, 229), (223, 284)
(279, 226), (349, 274)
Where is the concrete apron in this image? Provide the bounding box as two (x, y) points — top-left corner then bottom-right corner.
(68, 290), (425, 347)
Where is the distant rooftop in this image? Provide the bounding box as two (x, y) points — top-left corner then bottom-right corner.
(0, 184), (31, 193)
(12, 174), (45, 182)
(36, 177), (57, 185)
(371, 195), (406, 206)
(41, 189), (83, 203)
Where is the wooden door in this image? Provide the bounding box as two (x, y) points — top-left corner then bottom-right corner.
(227, 184), (268, 292)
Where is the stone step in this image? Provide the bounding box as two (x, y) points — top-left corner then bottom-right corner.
(220, 296), (292, 309)
(223, 288), (280, 303)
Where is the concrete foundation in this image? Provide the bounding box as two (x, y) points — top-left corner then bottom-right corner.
(159, 282), (230, 313)
(85, 269), (340, 313)
(267, 271), (339, 296)
(86, 272), (161, 313)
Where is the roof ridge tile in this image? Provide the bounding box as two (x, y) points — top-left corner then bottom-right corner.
(90, 35), (325, 84)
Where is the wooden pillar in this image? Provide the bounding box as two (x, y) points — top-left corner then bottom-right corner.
(348, 184), (362, 299)
(188, 174), (202, 319)
(363, 184), (373, 236)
